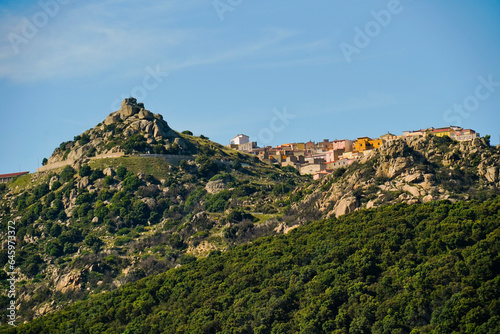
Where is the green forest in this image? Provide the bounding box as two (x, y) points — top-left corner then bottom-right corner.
(3, 197), (499, 333)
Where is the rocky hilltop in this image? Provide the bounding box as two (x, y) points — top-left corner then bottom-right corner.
(289, 135), (500, 220)
(0, 97), (303, 322)
(45, 98), (192, 167)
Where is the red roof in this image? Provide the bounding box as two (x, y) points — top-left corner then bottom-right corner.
(0, 171), (29, 179)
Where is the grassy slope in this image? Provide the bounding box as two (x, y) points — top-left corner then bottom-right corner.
(89, 157), (173, 180)
(4, 197), (499, 334)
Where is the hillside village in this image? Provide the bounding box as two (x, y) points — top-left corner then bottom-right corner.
(0, 123), (481, 183)
(228, 126), (480, 179)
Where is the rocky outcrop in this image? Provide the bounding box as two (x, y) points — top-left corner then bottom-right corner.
(404, 172), (423, 184)
(334, 196), (358, 218)
(103, 167), (115, 177)
(77, 176), (89, 189)
(479, 165), (499, 183)
(299, 135), (500, 218)
(274, 222), (300, 234)
(141, 197), (157, 210)
(205, 179), (226, 194)
(44, 97), (192, 169)
(485, 167), (498, 183)
(49, 175), (59, 189)
(54, 270), (85, 294)
(103, 98), (177, 140)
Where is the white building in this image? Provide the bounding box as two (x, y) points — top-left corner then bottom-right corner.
(230, 134), (250, 145)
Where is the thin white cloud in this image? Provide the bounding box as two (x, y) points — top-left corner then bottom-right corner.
(0, 0), (204, 82)
(0, 1), (331, 83)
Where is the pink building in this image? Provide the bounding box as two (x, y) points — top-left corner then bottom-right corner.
(324, 140), (352, 163)
(450, 129), (479, 141)
(331, 139), (353, 152)
(325, 149), (345, 163)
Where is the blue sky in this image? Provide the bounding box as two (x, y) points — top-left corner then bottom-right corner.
(1, 0), (499, 173)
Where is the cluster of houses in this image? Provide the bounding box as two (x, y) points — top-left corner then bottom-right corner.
(228, 126), (480, 180)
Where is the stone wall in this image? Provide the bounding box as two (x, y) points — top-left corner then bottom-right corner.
(138, 154), (195, 166)
(37, 159), (76, 173)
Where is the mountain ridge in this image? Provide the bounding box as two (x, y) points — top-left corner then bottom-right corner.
(1, 98), (499, 328)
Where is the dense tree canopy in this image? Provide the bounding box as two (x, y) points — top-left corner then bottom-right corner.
(3, 197), (500, 333)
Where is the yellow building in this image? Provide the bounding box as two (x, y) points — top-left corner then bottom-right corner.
(354, 137), (383, 152)
(430, 126), (462, 138)
(432, 128), (451, 137)
(293, 143), (305, 151)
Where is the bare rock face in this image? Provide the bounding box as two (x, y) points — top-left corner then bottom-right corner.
(402, 184), (421, 198)
(478, 161), (499, 183)
(49, 175), (59, 189)
(485, 167), (499, 183)
(422, 195), (433, 203)
(55, 270), (84, 294)
(388, 157), (412, 178)
(138, 108), (154, 120)
(104, 113), (121, 126)
(274, 222), (300, 234)
(404, 172), (423, 184)
(205, 179), (226, 194)
(141, 197), (157, 210)
(77, 176), (89, 189)
(35, 302), (56, 318)
(422, 174), (435, 189)
(443, 151), (460, 166)
(118, 98), (141, 118)
(334, 196), (358, 218)
(69, 189), (78, 203)
(103, 167), (115, 177)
